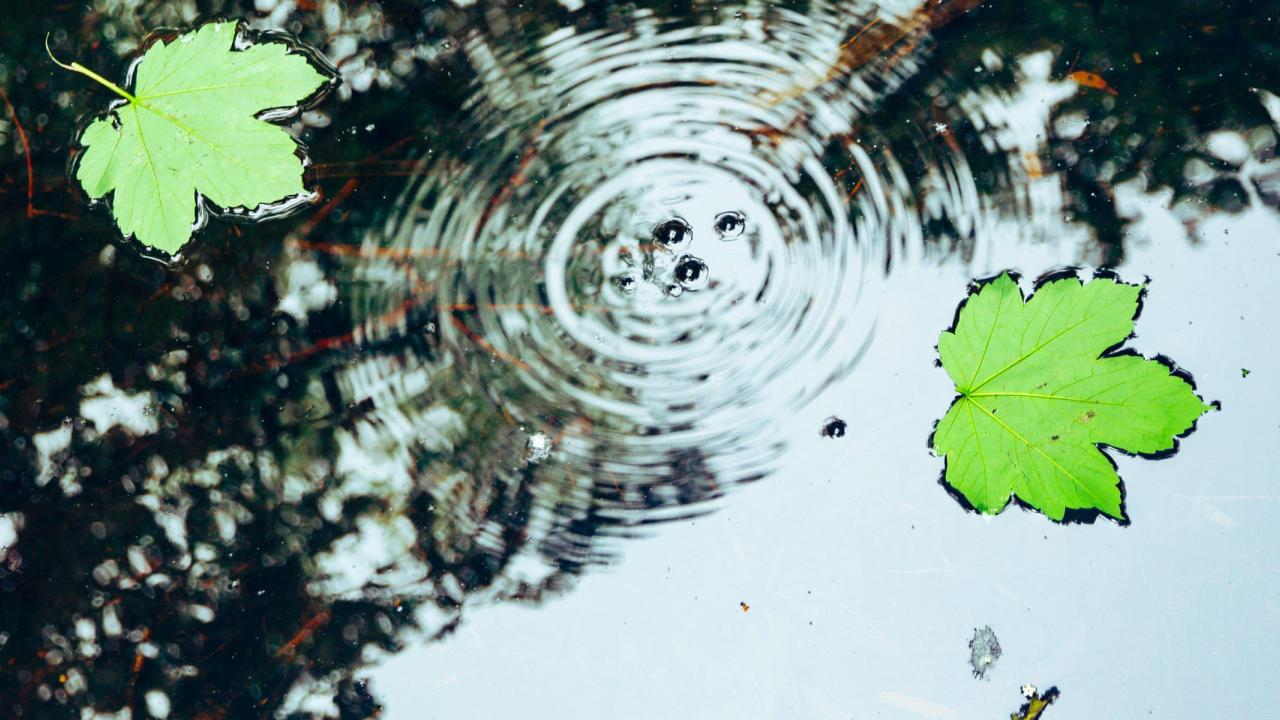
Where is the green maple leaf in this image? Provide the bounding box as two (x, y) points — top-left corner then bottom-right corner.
(55, 21), (330, 254)
(931, 272), (1210, 522)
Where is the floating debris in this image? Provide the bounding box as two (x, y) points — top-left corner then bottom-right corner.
(968, 625), (1002, 679)
(739, 601), (750, 613)
(1010, 685), (1059, 720)
(821, 416), (847, 438)
(1241, 368), (1251, 378)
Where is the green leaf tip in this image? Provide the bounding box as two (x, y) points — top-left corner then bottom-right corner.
(931, 271), (1210, 523)
(60, 21), (333, 255)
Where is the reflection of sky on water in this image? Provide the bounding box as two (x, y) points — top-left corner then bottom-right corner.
(366, 171), (1280, 720)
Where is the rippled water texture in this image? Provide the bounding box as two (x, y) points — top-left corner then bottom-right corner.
(327, 0), (1077, 536)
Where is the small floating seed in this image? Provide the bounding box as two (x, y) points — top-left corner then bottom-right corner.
(821, 416), (847, 438)
(714, 211), (746, 239)
(654, 218), (692, 249)
(674, 255), (708, 290)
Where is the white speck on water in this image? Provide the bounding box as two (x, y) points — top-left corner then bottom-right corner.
(526, 433), (553, 463)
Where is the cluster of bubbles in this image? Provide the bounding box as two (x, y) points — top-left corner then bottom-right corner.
(609, 213), (739, 299)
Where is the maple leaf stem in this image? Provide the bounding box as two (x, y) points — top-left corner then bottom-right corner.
(46, 35), (138, 104)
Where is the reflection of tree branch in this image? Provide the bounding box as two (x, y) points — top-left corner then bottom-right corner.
(925, 0), (1280, 262)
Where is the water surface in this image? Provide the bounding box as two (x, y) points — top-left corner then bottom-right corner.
(0, 1), (1277, 718)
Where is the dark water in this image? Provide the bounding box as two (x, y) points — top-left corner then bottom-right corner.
(1, 1), (1278, 718)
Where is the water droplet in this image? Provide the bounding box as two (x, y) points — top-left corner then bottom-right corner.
(821, 417), (846, 438)
(674, 255), (708, 290)
(653, 218), (692, 250)
(614, 274), (639, 294)
(714, 211), (745, 239)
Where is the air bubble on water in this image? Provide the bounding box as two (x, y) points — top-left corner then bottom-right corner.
(821, 416), (846, 438)
(526, 432), (553, 464)
(666, 283), (684, 297)
(614, 274), (638, 294)
(653, 218), (692, 251)
(674, 255), (708, 290)
(714, 211), (745, 239)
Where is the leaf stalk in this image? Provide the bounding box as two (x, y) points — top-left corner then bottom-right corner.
(46, 34), (138, 104)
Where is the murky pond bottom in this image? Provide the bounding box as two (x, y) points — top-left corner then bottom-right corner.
(1, 1), (1279, 718)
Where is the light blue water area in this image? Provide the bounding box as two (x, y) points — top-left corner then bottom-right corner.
(368, 199), (1280, 719)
